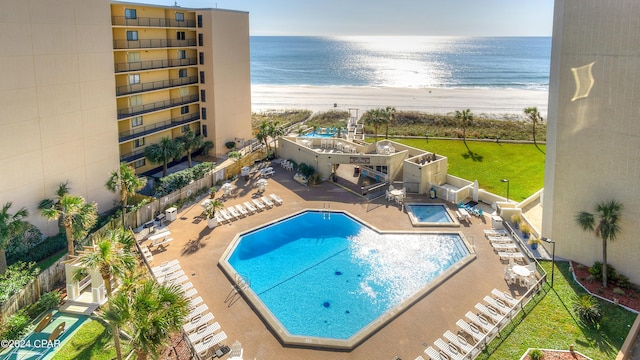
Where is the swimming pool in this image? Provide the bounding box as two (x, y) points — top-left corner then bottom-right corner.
(299, 131), (336, 138)
(220, 210), (474, 350)
(406, 203), (459, 227)
(0, 311), (88, 359)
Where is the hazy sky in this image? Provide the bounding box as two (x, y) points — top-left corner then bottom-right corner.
(126, 0), (554, 36)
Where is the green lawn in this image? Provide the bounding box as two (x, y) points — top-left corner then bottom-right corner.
(479, 261), (636, 359)
(390, 138), (546, 201)
(52, 319), (130, 360)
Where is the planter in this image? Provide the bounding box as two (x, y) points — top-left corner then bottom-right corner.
(530, 243), (538, 250)
(207, 217), (218, 229)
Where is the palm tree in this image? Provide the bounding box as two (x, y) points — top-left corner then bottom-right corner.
(365, 108), (386, 142)
(144, 137), (184, 177)
(40, 194), (97, 256)
(256, 120), (271, 155)
(106, 163), (147, 227)
(38, 181), (70, 233)
(0, 202), (29, 274)
(103, 278), (189, 360)
(268, 120), (284, 157)
(524, 107), (545, 154)
(455, 109), (473, 150)
(383, 106), (396, 139)
(74, 228), (136, 360)
(575, 200), (623, 288)
(179, 130), (204, 168)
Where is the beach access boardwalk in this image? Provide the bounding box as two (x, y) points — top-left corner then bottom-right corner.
(150, 165), (518, 360)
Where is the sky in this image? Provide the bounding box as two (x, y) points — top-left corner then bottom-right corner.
(126, 0), (555, 37)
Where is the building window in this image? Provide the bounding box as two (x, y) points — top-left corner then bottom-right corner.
(133, 159), (146, 168)
(182, 125), (190, 133)
(198, 33), (203, 46)
(131, 116), (143, 127)
(177, 50), (186, 59)
(176, 31), (185, 40)
(128, 74), (140, 84)
(200, 90), (206, 102)
(199, 71), (205, 84)
(175, 12), (184, 22)
(201, 107), (207, 120)
(178, 69), (187, 78)
(202, 124), (207, 137)
(134, 138), (145, 148)
(125, 8), (137, 19)
(199, 52), (204, 65)
(181, 105), (189, 114)
(126, 31), (138, 41)
(197, 15), (203, 28)
(179, 87), (189, 97)
(129, 95), (142, 107)
(127, 52), (140, 63)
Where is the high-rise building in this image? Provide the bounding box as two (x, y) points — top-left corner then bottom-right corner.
(543, 0), (640, 283)
(0, 0), (251, 235)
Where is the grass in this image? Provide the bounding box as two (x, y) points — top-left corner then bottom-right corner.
(389, 138), (546, 201)
(35, 249), (67, 271)
(478, 261), (636, 359)
(52, 319), (130, 360)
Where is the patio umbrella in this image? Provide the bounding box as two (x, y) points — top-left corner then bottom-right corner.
(257, 178), (268, 192)
(221, 182), (233, 195)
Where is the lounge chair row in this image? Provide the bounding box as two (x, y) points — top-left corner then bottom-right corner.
(150, 260), (228, 359)
(419, 289), (520, 360)
(216, 194), (284, 223)
(457, 202), (484, 217)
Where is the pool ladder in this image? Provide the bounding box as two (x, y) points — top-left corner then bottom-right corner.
(322, 203), (331, 219)
(225, 273), (250, 308)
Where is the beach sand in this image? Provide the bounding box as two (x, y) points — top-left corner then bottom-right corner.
(252, 85), (548, 119)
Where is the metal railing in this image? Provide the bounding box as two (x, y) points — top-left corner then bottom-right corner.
(116, 76), (198, 96)
(112, 16), (196, 28)
(113, 38), (196, 50)
(120, 148), (147, 163)
(115, 57), (197, 73)
(119, 113), (201, 143)
(117, 94), (199, 119)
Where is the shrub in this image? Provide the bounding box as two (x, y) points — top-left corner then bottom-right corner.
(529, 349), (544, 360)
(5, 224), (43, 263)
(154, 162), (216, 196)
(0, 262), (39, 303)
(0, 310), (31, 341)
(589, 261), (617, 282)
(8, 234), (66, 266)
(297, 163), (316, 178)
(613, 287), (626, 296)
(572, 294), (602, 326)
(228, 151), (242, 161)
(615, 274), (631, 289)
(225, 141), (236, 150)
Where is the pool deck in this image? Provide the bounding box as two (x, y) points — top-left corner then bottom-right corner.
(146, 166), (525, 360)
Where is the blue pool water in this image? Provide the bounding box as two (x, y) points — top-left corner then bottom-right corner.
(299, 131), (336, 138)
(227, 211), (469, 340)
(406, 204), (454, 224)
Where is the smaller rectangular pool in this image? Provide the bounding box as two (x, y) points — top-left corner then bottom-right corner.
(406, 203), (459, 227)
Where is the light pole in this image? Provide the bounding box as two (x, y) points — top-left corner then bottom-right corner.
(501, 179), (510, 203)
(542, 237), (556, 288)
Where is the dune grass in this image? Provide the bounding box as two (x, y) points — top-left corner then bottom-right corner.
(390, 138), (545, 201)
(52, 319), (130, 360)
(479, 261), (636, 359)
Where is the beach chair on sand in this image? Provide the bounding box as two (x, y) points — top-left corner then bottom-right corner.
(235, 204), (249, 217)
(219, 208), (234, 221)
(193, 331), (227, 358)
(187, 322), (221, 344)
(434, 338), (465, 360)
(227, 207), (241, 219)
(48, 322), (66, 341)
(424, 346), (450, 360)
(183, 312), (215, 334)
(243, 201), (257, 214)
(269, 193), (283, 205)
(252, 198), (266, 211)
(261, 196), (274, 208)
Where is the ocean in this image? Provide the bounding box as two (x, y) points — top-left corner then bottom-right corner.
(250, 36), (551, 90)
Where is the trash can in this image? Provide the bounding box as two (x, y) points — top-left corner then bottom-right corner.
(241, 166), (251, 177)
(429, 187), (436, 199)
(165, 207), (177, 221)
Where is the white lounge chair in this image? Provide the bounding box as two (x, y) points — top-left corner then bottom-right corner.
(483, 296), (511, 315)
(228, 340), (243, 360)
(235, 204), (249, 217)
(487, 235), (513, 242)
(475, 303), (505, 325)
(157, 269), (185, 283)
(443, 330), (478, 357)
(456, 319), (486, 344)
(187, 304), (209, 322)
(434, 338), (465, 360)
(491, 289), (518, 307)
(178, 282), (194, 294)
(252, 198), (266, 211)
(164, 274), (188, 286)
(183, 288), (198, 299)
(140, 246), (153, 261)
(219, 208), (234, 221)
(187, 322), (221, 344)
(261, 196), (274, 208)
(150, 259), (179, 272)
(491, 242), (518, 252)
(464, 311), (495, 335)
(183, 312), (215, 334)
(193, 331), (227, 358)
(424, 346), (450, 360)
(484, 229), (508, 237)
(243, 201), (257, 214)
(187, 296), (203, 310)
(269, 193), (283, 205)
(498, 251), (525, 263)
(227, 207), (241, 219)
(215, 212), (228, 224)
(152, 263), (181, 277)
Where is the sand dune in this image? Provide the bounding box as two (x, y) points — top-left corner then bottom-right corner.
(252, 85), (548, 119)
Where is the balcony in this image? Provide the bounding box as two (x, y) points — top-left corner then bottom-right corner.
(120, 148), (146, 163)
(114, 57), (197, 73)
(113, 39), (197, 50)
(117, 94), (199, 119)
(112, 16), (196, 28)
(117, 76), (198, 96)
(119, 113), (201, 143)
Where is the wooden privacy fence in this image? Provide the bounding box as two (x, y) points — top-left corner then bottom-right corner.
(0, 256), (67, 321)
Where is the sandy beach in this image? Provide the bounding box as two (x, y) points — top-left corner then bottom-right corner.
(252, 85), (548, 119)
